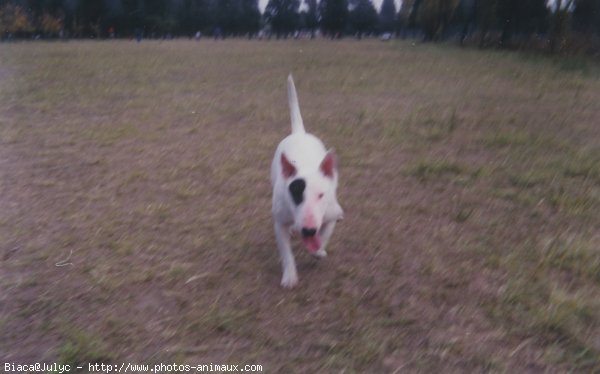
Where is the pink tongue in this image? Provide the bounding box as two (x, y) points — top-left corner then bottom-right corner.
(302, 235), (321, 253)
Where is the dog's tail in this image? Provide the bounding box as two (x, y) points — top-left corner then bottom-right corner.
(288, 74), (306, 134)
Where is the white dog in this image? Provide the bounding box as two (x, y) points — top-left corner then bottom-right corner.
(271, 75), (344, 288)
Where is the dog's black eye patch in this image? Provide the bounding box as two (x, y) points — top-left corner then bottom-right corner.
(288, 178), (305, 205)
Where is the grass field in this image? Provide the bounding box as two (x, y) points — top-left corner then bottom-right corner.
(1, 39), (599, 372)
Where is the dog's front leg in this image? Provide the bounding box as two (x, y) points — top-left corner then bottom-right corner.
(274, 222), (298, 288)
(314, 221), (336, 258)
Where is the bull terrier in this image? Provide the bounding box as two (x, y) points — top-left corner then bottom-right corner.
(271, 75), (344, 288)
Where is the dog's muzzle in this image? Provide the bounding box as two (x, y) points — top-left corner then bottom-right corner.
(301, 227), (321, 253)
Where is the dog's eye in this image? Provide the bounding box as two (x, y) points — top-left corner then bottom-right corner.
(318, 193), (324, 199)
(289, 178), (305, 206)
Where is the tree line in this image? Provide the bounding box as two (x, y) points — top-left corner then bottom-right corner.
(0, 0), (261, 38)
(1, 0), (599, 54)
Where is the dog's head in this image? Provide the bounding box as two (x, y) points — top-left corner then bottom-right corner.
(280, 150), (342, 253)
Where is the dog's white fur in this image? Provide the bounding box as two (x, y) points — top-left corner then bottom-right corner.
(271, 75), (343, 288)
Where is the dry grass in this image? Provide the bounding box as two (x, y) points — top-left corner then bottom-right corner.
(1, 39), (599, 372)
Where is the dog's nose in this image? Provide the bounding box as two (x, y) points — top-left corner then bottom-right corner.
(301, 228), (317, 237)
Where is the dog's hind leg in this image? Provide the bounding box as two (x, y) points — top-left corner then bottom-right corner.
(313, 221), (337, 258)
(274, 222), (298, 288)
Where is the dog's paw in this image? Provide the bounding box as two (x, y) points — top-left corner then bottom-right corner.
(280, 271), (299, 288)
(312, 248), (327, 258)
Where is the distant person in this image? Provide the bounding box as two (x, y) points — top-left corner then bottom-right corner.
(108, 26), (115, 39)
(195, 31), (202, 40)
(213, 27), (222, 40)
(135, 28), (142, 42)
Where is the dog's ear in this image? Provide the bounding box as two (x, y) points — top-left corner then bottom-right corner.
(281, 153), (296, 178)
(320, 150), (336, 179)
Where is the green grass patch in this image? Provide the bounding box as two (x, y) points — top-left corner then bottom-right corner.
(57, 328), (114, 368)
(483, 130), (531, 148)
(398, 107), (460, 142)
(542, 235), (600, 283)
(82, 123), (138, 146)
(489, 234), (600, 370)
(407, 158), (467, 181)
(185, 303), (254, 336)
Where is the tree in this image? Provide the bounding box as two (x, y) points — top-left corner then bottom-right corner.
(475, 0), (498, 46)
(349, 0), (377, 38)
(457, 0), (498, 46)
(304, 0), (318, 37)
(0, 3), (33, 35)
(19, 0), (68, 36)
(264, 0), (300, 38)
(572, 0), (600, 35)
(119, 0), (142, 35)
(379, 0), (396, 33)
(455, 0), (473, 44)
(397, 0), (415, 35)
(408, 0), (423, 29)
(176, 0), (209, 36)
(239, 0), (260, 36)
(211, 0), (241, 36)
(24, 0), (44, 22)
(102, 0), (124, 36)
(549, 0), (573, 52)
(497, 0), (548, 47)
(417, 0), (459, 41)
(40, 11), (63, 35)
(319, 0), (348, 37)
(75, 0), (108, 37)
(143, 0), (171, 35)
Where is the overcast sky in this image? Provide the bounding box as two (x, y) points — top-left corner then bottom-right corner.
(258, 0), (403, 13)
